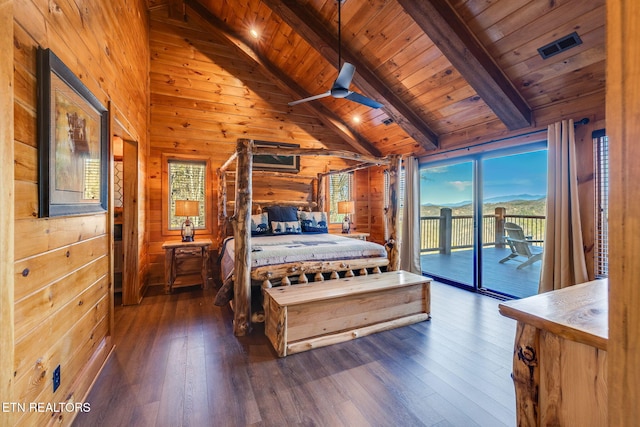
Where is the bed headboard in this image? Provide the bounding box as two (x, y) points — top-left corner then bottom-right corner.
(252, 201), (317, 214)
(218, 200), (317, 240)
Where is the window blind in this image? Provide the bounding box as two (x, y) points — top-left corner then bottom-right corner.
(594, 134), (608, 278)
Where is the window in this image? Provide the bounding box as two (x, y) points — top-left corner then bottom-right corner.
(168, 160), (206, 229)
(594, 132), (608, 278)
(329, 172), (353, 223)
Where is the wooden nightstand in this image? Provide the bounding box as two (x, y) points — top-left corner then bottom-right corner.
(162, 239), (212, 293)
(332, 232), (370, 241)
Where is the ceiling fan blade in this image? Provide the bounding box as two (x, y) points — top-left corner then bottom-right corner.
(333, 62), (356, 90)
(345, 91), (384, 109)
(288, 91), (331, 106)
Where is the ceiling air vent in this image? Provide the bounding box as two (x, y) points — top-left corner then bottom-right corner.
(538, 32), (582, 60)
(382, 117), (394, 126)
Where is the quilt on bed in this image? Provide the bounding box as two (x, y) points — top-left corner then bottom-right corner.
(219, 233), (387, 281)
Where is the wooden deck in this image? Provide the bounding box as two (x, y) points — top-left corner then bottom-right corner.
(421, 247), (541, 298)
(73, 282), (517, 427)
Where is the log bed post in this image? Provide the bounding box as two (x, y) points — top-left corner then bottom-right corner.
(217, 168), (227, 247)
(386, 154), (402, 271)
(232, 139), (253, 336)
(317, 173), (325, 213)
(311, 177), (318, 210)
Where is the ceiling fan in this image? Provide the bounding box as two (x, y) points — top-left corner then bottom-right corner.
(288, 1), (383, 109)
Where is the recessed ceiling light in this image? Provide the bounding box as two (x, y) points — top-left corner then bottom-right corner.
(353, 116), (361, 124)
(250, 28), (259, 39)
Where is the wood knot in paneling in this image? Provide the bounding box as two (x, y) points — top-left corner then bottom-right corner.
(517, 345), (538, 381)
(48, 2), (63, 14)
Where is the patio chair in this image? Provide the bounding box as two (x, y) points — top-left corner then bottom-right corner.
(499, 222), (543, 269)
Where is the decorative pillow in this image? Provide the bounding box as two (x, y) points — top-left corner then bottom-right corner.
(298, 211), (329, 233)
(250, 212), (270, 236)
(266, 206), (299, 223)
(271, 220), (302, 235)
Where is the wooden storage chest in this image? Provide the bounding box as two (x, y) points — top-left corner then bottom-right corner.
(263, 270), (431, 357)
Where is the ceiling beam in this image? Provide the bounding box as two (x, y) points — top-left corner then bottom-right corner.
(397, 0), (532, 130)
(262, 0), (439, 151)
(167, 0), (185, 20)
(183, 0), (381, 157)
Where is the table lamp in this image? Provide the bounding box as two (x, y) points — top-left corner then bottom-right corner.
(175, 200), (199, 242)
(337, 201), (355, 233)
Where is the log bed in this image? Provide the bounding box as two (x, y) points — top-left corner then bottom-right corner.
(218, 139), (402, 336)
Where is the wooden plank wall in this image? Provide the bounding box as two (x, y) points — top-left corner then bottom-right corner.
(352, 168), (371, 235)
(11, 0), (149, 425)
(368, 166), (388, 245)
(437, 89), (606, 154)
(1, 1), (15, 424)
(574, 117), (605, 280)
(147, 8), (355, 285)
(607, 0), (640, 423)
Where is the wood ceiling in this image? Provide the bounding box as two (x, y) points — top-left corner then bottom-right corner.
(151, 0), (605, 157)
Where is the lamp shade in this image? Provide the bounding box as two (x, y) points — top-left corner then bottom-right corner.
(337, 201), (355, 214)
(175, 200), (199, 217)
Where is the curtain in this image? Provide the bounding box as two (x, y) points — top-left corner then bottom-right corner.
(539, 119), (588, 293)
(400, 156), (421, 274)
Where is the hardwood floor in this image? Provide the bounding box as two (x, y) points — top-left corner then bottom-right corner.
(73, 281), (517, 427)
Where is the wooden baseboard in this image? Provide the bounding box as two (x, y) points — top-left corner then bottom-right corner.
(50, 337), (115, 427)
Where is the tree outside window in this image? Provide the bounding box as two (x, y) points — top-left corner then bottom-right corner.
(168, 160), (206, 230)
(329, 172), (353, 223)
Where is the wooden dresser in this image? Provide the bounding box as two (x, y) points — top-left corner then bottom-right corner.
(499, 279), (608, 426)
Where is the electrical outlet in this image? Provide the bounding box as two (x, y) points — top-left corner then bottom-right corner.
(53, 365), (61, 392)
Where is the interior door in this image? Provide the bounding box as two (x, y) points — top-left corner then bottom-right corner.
(121, 138), (140, 305)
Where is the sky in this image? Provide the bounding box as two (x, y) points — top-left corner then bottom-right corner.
(420, 149), (548, 205)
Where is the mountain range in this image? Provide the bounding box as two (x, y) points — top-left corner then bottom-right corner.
(424, 194), (545, 208)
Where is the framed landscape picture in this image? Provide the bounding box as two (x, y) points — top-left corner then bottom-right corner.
(37, 47), (108, 217)
(253, 141), (300, 173)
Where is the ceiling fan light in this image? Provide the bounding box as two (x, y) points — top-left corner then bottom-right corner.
(331, 87), (350, 98)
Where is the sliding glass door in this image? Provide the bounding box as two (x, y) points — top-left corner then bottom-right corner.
(420, 161), (475, 290)
(419, 144), (546, 298)
(480, 150), (547, 298)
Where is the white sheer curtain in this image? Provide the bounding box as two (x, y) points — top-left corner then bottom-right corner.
(539, 119), (588, 293)
(400, 156), (421, 274)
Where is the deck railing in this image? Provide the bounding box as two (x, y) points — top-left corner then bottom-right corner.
(420, 207), (546, 253)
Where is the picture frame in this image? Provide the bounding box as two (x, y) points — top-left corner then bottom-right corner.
(253, 141), (300, 173)
(37, 47), (108, 217)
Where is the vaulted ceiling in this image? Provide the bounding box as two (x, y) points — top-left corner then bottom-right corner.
(149, 0), (606, 157)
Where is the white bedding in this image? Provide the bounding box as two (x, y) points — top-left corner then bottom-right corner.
(220, 233), (387, 281)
